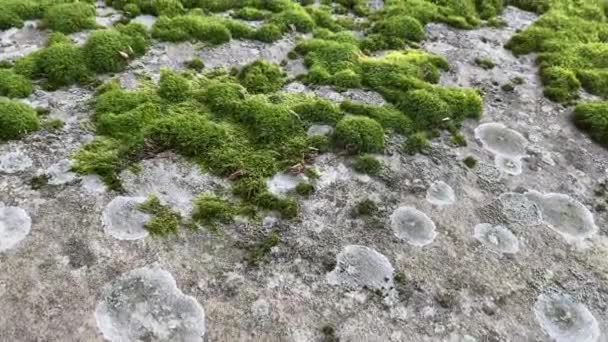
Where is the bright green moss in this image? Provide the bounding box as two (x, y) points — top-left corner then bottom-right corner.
(352, 154), (381, 175)
(573, 101), (608, 146)
(435, 87), (483, 121)
(0, 10), (24, 30)
(33, 42), (90, 89)
(577, 69), (608, 98)
(151, 15), (231, 44)
(334, 116), (385, 154)
(150, 0), (184, 16)
(234, 7), (269, 20)
(332, 69), (362, 90)
(240, 97), (305, 146)
(204, 80), (247, 113)
(82, 30), (129, 73)
(340, 101), (412, 134)
(238, 60), (284, 94)
(96, 102), (161, 141)
(271, 7), (315, 33)
(123, 3), (141, 17)
(256, 192), (299, 218)
(540, 66), (581, 102)
(254, 23), (283, 42)
(223, 19), (255, 39)
(292, 98), (343, 124)
(192, 194), (235, 226)
(0, 69), (32, 98)
(43, 2), (96, 34)
(94, 85), (158, 115)
(146, 113), (228, 157)
(398, 89), (450, 130)
(158, 69), (191, 102)
(0, 98), (39, 141)
(137, 194), (182, 236)
(367, 15), (425, 50)
(185, 58), (205, 71)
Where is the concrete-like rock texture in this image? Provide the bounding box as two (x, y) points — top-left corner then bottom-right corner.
(0, 3), (607, 342)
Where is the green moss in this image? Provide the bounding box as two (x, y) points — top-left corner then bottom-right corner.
(43, 2), (96, 34)
(150, 0), (184, 17)
(463, 155), (477, 168)
(137, 195), (182, 236)
(332, 69), (362, 90)
(238, 60), (284, 94)
(352, 154), (381, 175)
(192, 194), (235, 226)
(271, 7), (315, 33)
(402, 131), (430, 155)
(0, 10), (23, 30)
(158, 69), (191, 102)
(185, 58), (205, 71)
(540, 66), (581, 102)
(295, 181), (314, 196)
(253, 23), (283, 42)
(247, 231), (280, 265)
(234, 7), (269, 20)
(43, 118), (65, 132)
(151, 15), (231, 44)
(0, 69), (32, 98)
(123, 3), (141, 17)
(352, 198), (378, 217)
(367, 15), (425, 50)
(573, 101), (608, 146)
(340, 101), (412, 134)
(398, 89), (450, 130)
(83, 28), (146, 73)
(334, 116), (385, 154)
(0, 98), (39, 141)
(475, 57), (495, 69)
(293, 98), (342, 124)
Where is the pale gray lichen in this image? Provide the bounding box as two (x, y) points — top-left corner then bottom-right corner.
(0, 204), (32, 252)
(101, 196), (150, 240)
(267, 172), (303, 195)
(426, 181), (456, 206)
(390, 207), (437, 246)
(0, 150), (33, 174)
(499, 192), (542, 226)
(474, 123), (527, 158)
(473, 223), (519, 254)
(494, 154), (522, 176)
(525, 191), (597, 242)
(327, 245), (394, 291)
(46, 159), (77, 185)
(95, 265), (206, 342)
(533, 293), (600, 342)
(306, 124), (334, 137)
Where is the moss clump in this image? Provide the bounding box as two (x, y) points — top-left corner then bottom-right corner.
(398, 89), (450, 130)
(573, 101), (608, 146)
(247, 231), (280, 265)
(271, 7), (315, 33)
(352, 198), (378, 217)
(340, 101), (412, 134)
(158, 69), (191, 102)
(253, 23), (283, 42)
(83, 25), (150, 73)
(295, 181), (314, 196)
(0, 98), (40, 141)
(292, 98), (342, 125)
(151, 15), (232, 44)
(540, 66), (581, 102)
(234, 7), (269, 21)
(184, 58), (205, 71)
(352, 154), (381, 175)
(238, 60), (284, 94)
(474, 57), (495, 69)
(192, 194), (235, 227)
(123, 3), (141, 17)
(43, 2), (96, 34)
(463, 155), (477, 168)
(365, 15), (425, 51)
(335, 116), (385, 154)
(0, 69), (32, 98)
(402, 132), (430, 155)
(137, 195), (182, 236)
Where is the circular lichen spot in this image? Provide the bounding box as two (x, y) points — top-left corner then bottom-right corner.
(533, 293), (599, 342)
(426, 181), (456, 206)
(0, 150), (33, 174)
(499, 192), (542, 226)
(473, 223), (519, 254)
(327, 245), (394, 291)
(0, 205), (31, 252)
(525, 191), (597, 241)
(95, 265), (206, 342)
(101, 196), (150, 240)
(474, 122), (527, 158)
(390, 207), (437, 246)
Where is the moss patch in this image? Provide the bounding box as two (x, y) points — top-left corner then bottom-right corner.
(0, 98), (40, 141)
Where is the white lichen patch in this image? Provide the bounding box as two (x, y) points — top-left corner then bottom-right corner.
(494, 155), (522, 176)
(533, 293), (600, 342)
(46, 159), (77, 185)
(475, 123), (527, 158)
(390, 207), (437, 246)
(0, 150), (33, 174)
(499, 192), (542, 226)
(473, 223), (519, 254)
(525, 191), (597, 242)
(132, 15), (158, 29)
(0, 205), (32, 252)
(327, 245), (394, 291)
(307, 124), (334, 137)
(101, 196), (150, 240)
(95, 265), (206, 342)
(120, 157), (225, 216)
(426, 181), (456, 206)
(267, 172), (303, 195)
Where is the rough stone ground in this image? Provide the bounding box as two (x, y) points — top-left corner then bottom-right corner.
(1, 4), (608, 342)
